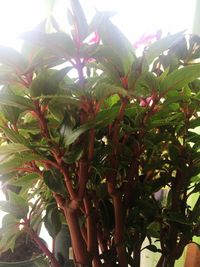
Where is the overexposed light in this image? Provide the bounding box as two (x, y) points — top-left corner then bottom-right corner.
(0, 0), (196, 49)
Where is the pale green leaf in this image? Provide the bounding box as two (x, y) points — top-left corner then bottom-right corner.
(0, 143), (29, 155)
(161, 64), (200, 92)
(145, 32), (183, 64)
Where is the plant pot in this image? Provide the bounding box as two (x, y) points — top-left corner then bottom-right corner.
(0, 254), (48, 267)
(0, 233), (49, 267)
(54, 224), (73, 267)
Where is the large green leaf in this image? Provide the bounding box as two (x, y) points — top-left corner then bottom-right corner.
(0, 152), (45, 174)
(95, 16), (135, 75)
(44, 204), (61, 238)
(9, 173), (40, 186)
(31, 68), (73, 97)
(22, 31), (75, 57)
(0, 126), (29, 145)
(43, 171), (66, 195)
(0, 143), (29, 155)
(145, 32), (183, 64)
(69, 0), (88, 41)
(167, 211), (192, 225)
(0, 94), (34, 110)
(0, 191), (29, 219)
(134, 72), (160, 97)
(0, 105), (21, 124)
(0, 45), (27, 71)
(0, 217), (20, 254)
(64, 146), (84, 164)
(64, 123), (91, 146)
(93, 82), (127, 100)
(161, 64), (200, 92)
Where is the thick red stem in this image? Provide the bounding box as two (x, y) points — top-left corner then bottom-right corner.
(113, 193), (127, 267)
(83, 196), (101, 266)
(63, 207), (89, 265)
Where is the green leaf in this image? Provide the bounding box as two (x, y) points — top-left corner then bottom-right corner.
(93, 46), (124, 77)
(0, 224), (20, 254)
(96, 18), (135, 75)
(64, 146), (84, 164)
(0, 105), (21, 124)
(168, 143), (180, 162)
(69, 0), (88, 41)
(30, 70), (56, 97)
(31, 68), (73, 97)
(95, 106), (119, 127)
(0, 126), (29, 145)
(190, 175), (200, 183)
(22, 31), (75, 57)
(93, 82), (127, 100)
(0, 191), (29, 218)
(144, 244), (161, 253)
(0, 143), (29, 155)
(43, 171), (66, 195)
(145, 32), (183, 64)
(64, 123), (91, 146)
(44, 205), (61, 238)
(0, 94), (34, 110)
(161, 64), (200, 92)
(188, 117), (200, 129)
(0, 152), (45, 174)
(10, 173), (40, 186)
(147, 222), (160, 238)
(0, 154), (24, 174)
(167, 211), (192, 225)
(0, 45), (27, 71)
(134, 72), (159, 97)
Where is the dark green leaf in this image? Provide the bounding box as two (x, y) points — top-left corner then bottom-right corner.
(145, 244), (161, 253)
(0, 94), (34, 110)
(167, 212), (192, 225)
(145, 32), (183, 64)
(134, 72), (159, 97)
(147, 222), (160, 238)
(44, 205), (61, 238)
(64, 123), (91, 146)
(43, 171), (66, 195)
(64, 146), (84, 164)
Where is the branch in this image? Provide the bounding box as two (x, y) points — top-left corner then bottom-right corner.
(25, 220), (61, 267)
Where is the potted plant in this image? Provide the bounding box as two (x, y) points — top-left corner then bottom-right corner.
(0, 0), (199, 266)
(0, 184), (54, 266)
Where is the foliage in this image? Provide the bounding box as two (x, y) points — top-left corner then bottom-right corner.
(0, 1), (200, 267)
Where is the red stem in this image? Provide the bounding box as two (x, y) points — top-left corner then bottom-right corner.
(113, 193), (127, 266)
(78, 160), (88, 199)
(61, 167), (77, 200)
(63, 207), (89, 265)
(28, 228), (61, 267)
(88, 129), (95, 162)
